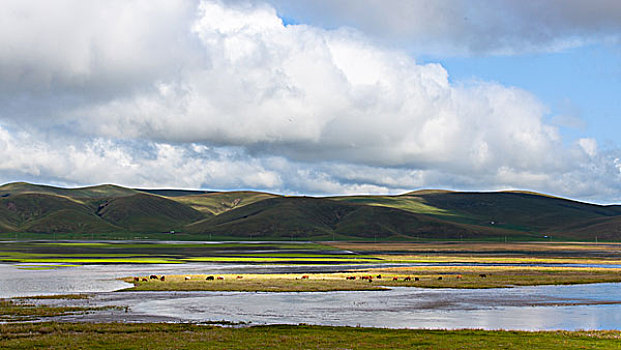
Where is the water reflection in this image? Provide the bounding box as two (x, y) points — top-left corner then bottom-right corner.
(0, 263), (382, 298)
(2, 263), (620, 331)
(124, 284), (621, 330)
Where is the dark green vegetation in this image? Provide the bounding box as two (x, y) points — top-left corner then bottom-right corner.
(0, 323), (619, 349)
(1, 182), (621, 241)
(0, 299), (103, 322)
(330, 241), (621, 260)
(0, 241), (372, 264)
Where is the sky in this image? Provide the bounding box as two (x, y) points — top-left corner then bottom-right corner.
(1, 0), (620, 203)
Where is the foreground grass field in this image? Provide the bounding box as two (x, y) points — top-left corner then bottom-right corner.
(122, 266), (621, 292)
(0, 323), (619, 349)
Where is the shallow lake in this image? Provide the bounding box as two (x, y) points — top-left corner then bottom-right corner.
(1, 263), (620, 331)
(123, 284), (621, 331)
(0, 263), (363, 298)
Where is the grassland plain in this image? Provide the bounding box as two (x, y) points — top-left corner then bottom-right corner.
(328, 241), (621, 260)
(3, 239), (621, 348)
(0, 323), (619, 349)
(0, 241), (375, 265)
(4, 241), (621, 265)
(121, 266), (621, 292)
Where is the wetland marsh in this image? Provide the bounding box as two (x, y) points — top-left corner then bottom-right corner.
(1, 240), (621, 335)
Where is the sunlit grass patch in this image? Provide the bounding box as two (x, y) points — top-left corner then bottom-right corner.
(369, 265), (621, 288)
(233, 253), (377, 258)
(181, 256), (381, 263)
(375, 254), (621, 265)
(121, 272), (390, 292)
(121, 266), (621, 292)
(328, 241), (621, 256)
(17, 266), (61, 270)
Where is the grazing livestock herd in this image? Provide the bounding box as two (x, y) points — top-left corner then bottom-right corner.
(131, 273), (489, 284)
(343, 274), (465, 283)
(343, 274), (484, 283)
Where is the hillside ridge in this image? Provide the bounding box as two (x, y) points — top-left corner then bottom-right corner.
(0, 182), (619, 241)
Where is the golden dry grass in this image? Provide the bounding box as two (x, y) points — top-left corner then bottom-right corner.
(328, 241), (621, 254)
(122, 273), (387, 292)
(375, 254), (621, 265)
(121, 266), (621, 292)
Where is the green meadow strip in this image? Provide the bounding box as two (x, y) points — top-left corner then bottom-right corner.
(5, 258), (183, 264)
(0, 252), (154, 258)
(37, 243), (110, 247)
(232, 253), (379, 259)
(181, 257), (381, 263)
(17, 264), (80, 270)
(1, 323), (620, 349)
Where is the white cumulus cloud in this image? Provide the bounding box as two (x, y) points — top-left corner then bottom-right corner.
(0, 0), (620, 202)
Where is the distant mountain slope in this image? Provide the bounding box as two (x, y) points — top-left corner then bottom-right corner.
(136, 189), (215, 197)
(0, 193), (119, 234)
(0, 218), (15, 232)
(331, 204), (508, 239)
(23, 209), (121, 233)
(0, 182), (137, 200)
(554, 216), (621, 241)
(330, 195), (454, 216)
(417, 191), (621, 234)
(333, 191), (621, 240)
(0, 193), (91, 228)
(97, 193), (204, 233)
(186, 196), (508, 240)
(173, 191), (279, 216)
(187, 197), (356, 238)
(0, 182), (620, 241)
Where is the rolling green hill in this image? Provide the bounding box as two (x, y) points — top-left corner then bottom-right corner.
(412, 191), (621, 235)
(0, 182), (137, 201)
(0, 193), (91, 227)
(333, 191), (621, 240)
(0, 193), (120, 234)
(188, 196), (534, 240)
(96, 193), (205, 233)
(173, 191), (279, 216)
(187, 197), (359, 238)
(0, 182), (620, 241)
(23, 209), (121, 234)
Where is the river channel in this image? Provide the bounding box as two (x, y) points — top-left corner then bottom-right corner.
(1, 263), (620, 331)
